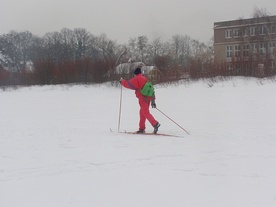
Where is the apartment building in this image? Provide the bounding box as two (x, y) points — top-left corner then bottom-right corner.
(214, 15), (276, 75)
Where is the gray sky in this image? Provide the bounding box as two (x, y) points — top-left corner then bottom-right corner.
(1, 0), (275, 44)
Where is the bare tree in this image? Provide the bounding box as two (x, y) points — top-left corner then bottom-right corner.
(147, 37), (163, 64)
(0, 30), (33, 72)
(59, 28), (75, 61)
(252, 7), (269, 18)
(170, 35), (191, 66)
(73, 28), (95, 59)
(94, 33), (119, 74)
(137, 36), (148, 62)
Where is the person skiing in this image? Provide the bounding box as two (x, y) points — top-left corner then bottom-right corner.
(119, 67), (160, 134)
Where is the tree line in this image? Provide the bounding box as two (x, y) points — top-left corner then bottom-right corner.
(0, 28), (218, 86)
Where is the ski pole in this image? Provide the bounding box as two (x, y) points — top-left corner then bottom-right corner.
(118, 84), (123, 132)
(156, 107), (190, 135)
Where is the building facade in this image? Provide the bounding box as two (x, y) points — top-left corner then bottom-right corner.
(214, 15), (276, 76)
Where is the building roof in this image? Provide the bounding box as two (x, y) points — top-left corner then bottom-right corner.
(214, 15), (276, 29)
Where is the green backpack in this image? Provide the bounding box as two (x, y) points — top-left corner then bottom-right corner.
(140, 82), (155, 97)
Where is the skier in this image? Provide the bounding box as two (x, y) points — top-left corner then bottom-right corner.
(119, 67), (160, 134)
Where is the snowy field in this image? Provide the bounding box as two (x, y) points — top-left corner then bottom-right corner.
(1, 77), (276, 207)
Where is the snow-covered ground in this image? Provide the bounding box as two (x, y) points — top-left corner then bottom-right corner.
(1, 77), (276, 207)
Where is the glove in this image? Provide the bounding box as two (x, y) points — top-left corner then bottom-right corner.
(119, 77), (123, 83)
(151, 100), (156, 108)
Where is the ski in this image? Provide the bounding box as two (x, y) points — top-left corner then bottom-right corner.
(110, 128), (183, 138)
(120, 131), (182, 138)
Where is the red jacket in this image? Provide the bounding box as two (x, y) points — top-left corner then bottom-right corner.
(121, 74), (148, 98)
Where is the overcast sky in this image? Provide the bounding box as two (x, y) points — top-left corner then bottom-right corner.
(1, 0), (275, 44)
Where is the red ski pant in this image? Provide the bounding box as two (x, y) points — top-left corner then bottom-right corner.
(138, 96), (158, 130)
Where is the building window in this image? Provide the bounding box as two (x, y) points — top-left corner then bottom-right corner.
(243, 28), (249, 36)
(251, 43), (257, 56)
(271, 25), (276, 34)
(225, 30), (232, 38)
(272, 61), (276, 69)
(226, 46), (232, 58)
(269, 42), (275, 58)
(259, 26), (266, 35)
(234, 45), (241, 57)
(250, 27), (257, 36)
(243, 44), (249, 57)
(260, 43), (266, 55)
(233, 29), (241, 38)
